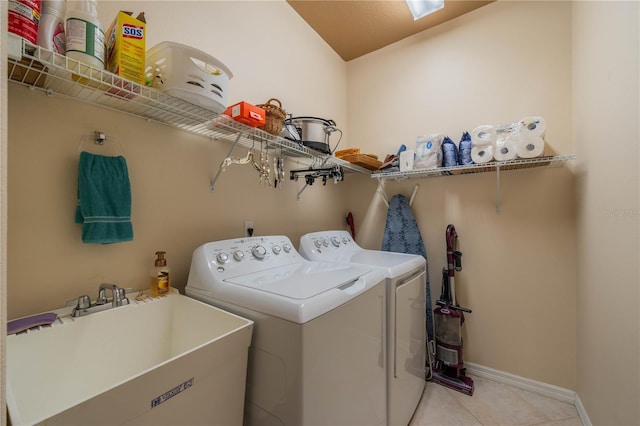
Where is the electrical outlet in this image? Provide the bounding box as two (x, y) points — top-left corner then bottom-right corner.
(244, 220), (254, 237)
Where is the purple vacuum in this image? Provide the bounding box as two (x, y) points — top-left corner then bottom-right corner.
(431, 224), (474, 396)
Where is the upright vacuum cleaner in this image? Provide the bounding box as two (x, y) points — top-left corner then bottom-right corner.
(431, 224), (474, 396)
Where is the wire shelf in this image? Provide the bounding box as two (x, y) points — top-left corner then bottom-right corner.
(6, 34), (370, 174)
(371, 154), (576, 181)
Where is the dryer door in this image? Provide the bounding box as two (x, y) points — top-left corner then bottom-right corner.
(391, 269), (427, 426)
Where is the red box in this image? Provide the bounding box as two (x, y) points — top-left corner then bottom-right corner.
(223, 102), (266, 127)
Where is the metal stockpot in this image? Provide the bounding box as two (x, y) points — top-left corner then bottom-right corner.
(282, 116), (338, 154)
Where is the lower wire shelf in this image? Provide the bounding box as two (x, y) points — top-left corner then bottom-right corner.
(372, 154), (576, 213)
(371, 155), (575, 180)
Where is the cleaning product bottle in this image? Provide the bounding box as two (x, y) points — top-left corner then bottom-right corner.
(8, 0), (42, 45)
(150, 251), (170, 297)
(37, 0), (66, 54)
(65, 0), (104, 69)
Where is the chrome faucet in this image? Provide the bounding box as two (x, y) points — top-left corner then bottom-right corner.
(97, 283), (128, 307)
(71, 283), (130, 317)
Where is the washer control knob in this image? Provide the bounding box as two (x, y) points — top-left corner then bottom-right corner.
(252, 245), (267, 259)
(272, 245), (282, 255)
(342, 236), (350, 244)
(283, 244), (292, 253)
(322, 238), (330, 247)
(314, 240), (323, 249)
(233, 250), (245, 261)
(216, 252), (229, 264)
(331, 236), (341, 247)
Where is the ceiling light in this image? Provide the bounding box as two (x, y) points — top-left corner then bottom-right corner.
(406, 0), (445, 20)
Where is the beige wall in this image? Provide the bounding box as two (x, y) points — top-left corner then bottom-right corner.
(6, 0), (351, 319)
(573, 2), (640, 425)
(345, 1), (577, 390)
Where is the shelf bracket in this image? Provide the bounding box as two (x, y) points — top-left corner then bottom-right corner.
(296, 183), (310, 200)
(375, 179), (419, 208)
(210, 132), (243, 192)
(409, 184), (420, 207)
(376, 178), (389, 208)
(495, 165), (502, 213)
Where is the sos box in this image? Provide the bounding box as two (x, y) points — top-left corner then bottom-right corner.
(106, 11), (146, 86)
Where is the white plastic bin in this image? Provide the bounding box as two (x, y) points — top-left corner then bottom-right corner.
(146, 41), (233, 113)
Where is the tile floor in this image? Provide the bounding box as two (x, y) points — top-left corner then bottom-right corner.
(409, 375), (583, 426)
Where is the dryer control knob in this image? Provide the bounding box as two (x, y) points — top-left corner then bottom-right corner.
(331, 236), (341, 247)
(252, 245), (267, 259)
(272, 245), (282, 255)
(233, 250), (245, 261)
(322, 238), (330, 247)
(216, 252), (229, 264)
(314, 240), (323, 249)
(283, 244), (292, 253)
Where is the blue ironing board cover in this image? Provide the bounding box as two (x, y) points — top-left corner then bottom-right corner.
(382, 194), (434, 342)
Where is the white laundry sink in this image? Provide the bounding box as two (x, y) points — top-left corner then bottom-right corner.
(6, 293), (253, 426)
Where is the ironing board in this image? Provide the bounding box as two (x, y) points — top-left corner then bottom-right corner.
(381, 194), (434, 343)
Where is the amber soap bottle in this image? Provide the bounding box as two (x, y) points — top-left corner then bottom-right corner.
(151, 251), (170, 296)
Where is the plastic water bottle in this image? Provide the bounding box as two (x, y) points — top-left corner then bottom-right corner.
(458, 131), (473, 165)
(442, 136), (459, 167)
(38, 0), (66, 54)
(65, 0), (104, 69)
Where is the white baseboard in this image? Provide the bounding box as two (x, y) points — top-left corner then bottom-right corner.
(464, 362), (592, 425)
(574, 394), (593, 426)
(465, 362), (574, 404)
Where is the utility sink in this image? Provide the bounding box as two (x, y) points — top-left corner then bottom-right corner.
(6, 293), (253, 426)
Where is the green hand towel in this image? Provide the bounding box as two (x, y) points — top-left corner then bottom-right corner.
(75, 151), (133, 244)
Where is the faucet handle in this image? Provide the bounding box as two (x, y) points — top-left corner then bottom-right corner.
(118, 288), (130, 306)
(77, 295), (91, 309)
(71, 295), (92, 317)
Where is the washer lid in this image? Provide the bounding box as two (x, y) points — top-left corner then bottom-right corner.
(349, 251), (425, 277)
(225, 262), (371, 299)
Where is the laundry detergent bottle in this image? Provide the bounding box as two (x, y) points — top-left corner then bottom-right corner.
(38, 0), (66, 54)
(150, 251), (170, 297)
(64, 0), (104, 69)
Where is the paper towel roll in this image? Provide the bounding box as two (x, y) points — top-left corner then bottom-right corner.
(493, 125), (519, 161)
(471, 125), (496, 148)
(471, 145), (494, 164)
(516, 134), (545, 158)
(470, 125), (496, 163)
(414, 134), (443, 169)
(518, 116), (546, 137)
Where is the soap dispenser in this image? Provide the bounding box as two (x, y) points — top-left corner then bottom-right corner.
(151, 251), (170, 296)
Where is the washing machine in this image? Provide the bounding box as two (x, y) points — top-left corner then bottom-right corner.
(185, 236), (387, 426)
(299, 230), (426, 426)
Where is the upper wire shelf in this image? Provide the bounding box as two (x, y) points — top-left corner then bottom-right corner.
(6, 34), (370, 174)
(371, 154), (576, 181)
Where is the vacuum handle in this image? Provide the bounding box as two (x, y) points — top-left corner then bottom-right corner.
(452, 305), (472, 314)
(436, 300), (472, 314)
(453, 250), (462, 271)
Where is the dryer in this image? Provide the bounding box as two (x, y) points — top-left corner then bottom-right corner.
(299, 231), (426, 426)
(185, 236), (387, 426)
